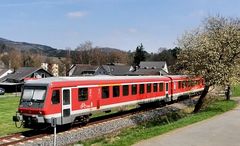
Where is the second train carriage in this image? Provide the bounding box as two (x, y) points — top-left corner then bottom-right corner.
(13, 75), (204, 128)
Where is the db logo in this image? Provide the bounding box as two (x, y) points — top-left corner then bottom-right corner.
(80, 103), (86, 108)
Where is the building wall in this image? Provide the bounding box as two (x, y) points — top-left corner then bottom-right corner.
(30, 69), (53, 78)
(41, 63), (48, 71)
(163, 64), (168, 73)
(51, 64), (59, 76)
(41, 63), (59, 76)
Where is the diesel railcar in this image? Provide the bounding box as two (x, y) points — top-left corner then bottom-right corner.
(13, 75), (204, 128)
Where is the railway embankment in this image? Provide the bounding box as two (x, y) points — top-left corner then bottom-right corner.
(22, 98), (197, 146)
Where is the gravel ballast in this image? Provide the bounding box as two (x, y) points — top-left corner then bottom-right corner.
(23, 99), (196, 146)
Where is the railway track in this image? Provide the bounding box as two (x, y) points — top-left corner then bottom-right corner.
(0, 133), (48, 146)
(0, 104), (164, 146)
(0, 97), (196, 146)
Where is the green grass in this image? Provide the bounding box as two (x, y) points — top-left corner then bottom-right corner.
(232, 84), (240, 97)
(0, 95), (27, 136)
(80, 99), (237, 146)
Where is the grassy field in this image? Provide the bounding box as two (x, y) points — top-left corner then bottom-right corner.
(0, 95), (27, 136)
(80, 99), (237, 146)
(231, 84), (240, 97)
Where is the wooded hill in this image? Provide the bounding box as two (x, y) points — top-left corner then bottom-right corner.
(0, 37), (125, 58)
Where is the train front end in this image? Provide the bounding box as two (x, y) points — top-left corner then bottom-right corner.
(13, 84), (48, 128)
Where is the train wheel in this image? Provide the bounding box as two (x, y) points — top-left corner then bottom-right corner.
(74, 115), (90, 126)
(81, 115), (89, 126)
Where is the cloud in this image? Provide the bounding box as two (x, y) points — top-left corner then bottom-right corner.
(67, 11), (87, 18)
(128, 28), (137, 33)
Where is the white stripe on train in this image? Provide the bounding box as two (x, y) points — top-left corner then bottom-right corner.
(43, 88), (204, 119)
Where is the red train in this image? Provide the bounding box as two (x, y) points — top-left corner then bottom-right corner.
(13, 75), (204, 128)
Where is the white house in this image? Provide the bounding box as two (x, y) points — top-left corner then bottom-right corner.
(139, 61), (168, 73)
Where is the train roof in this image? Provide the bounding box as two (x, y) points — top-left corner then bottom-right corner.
(24, 75), (189, 85)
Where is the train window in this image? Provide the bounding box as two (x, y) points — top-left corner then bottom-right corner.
(63, 89), (70, 105)
(166, 83), (169, 91)
(195, 80), (197, 85)
(140, 84), (145, 94)
(63, 109), (70, 117)
(188, 81), (191, 87)
(102, 86), (109, 99)
(113, 86), (120, 97)
(132, 84), (137, 95)
(191, 81), (194, 87)
(51, 90), (60, 104)
(182, 81), (186, 88)
(153, 83), (158, 92)
(123, 85), (129, 96)
(78, 88), (88, 101)
(159, 83), (163, 91)
(147, 84), (152, 93)
(178, 81), (182, 89)
(174, 82), (177, 90)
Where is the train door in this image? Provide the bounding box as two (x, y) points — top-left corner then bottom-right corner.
(165, 82), (170, 102)
(61, 88), (72, 124)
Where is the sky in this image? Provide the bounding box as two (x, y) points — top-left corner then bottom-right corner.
(0, 0), (240, 52)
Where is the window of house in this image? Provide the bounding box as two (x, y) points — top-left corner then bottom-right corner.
(78, 88), (88, 101)
(132, 84), (137, 95)
(159, 83), (163, 91)
(147, 83), (152, 93)
(41, 73), (45, 78)
(51, 90), (60, 104)
(113, 86), (120, 97)
(153, 83), (158, 92)
(123, 85), (129, 96)
(102, 86), (109, 99)
(140, 84), (145, 94)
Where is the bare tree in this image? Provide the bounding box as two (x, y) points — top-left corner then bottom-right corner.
(75, 41), (93, 64)
(1, 48), (23, 69)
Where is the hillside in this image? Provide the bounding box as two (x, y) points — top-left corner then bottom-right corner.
(0, 37), (125, 57)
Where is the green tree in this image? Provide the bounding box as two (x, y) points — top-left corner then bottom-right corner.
(133, 43), (146, 66)
(177, 16), (240, 112)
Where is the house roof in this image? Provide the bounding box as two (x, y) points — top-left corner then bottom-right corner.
(125, 68), (168, 76)
(0, 68), (11, 77)
(102, 65), (131, 76)
(0, 67), (52, 82)
(139, 61), (166, 69)
(71, 64), (99, 76)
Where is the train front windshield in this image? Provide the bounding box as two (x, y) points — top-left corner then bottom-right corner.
(21, 86), (47, 102)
